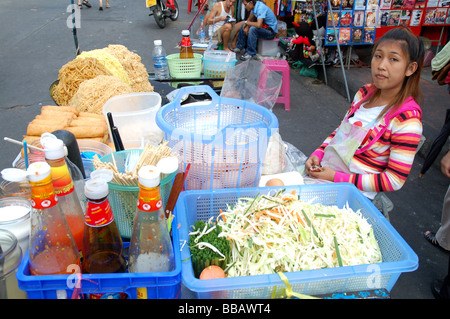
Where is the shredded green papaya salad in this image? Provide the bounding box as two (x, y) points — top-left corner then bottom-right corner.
(213, 190), (382, 277)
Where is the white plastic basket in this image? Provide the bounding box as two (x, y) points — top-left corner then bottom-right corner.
(155, 85), (279, 190)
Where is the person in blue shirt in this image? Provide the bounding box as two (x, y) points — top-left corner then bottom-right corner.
(232, 0), (278, 60)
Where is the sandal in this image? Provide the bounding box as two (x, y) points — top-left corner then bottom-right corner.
(424, 231), (443, 249)
(78, 4), (83, 9)
(83, 0), (92, 7)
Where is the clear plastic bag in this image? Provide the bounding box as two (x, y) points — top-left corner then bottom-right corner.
(220, 59), (282, 111)
(283, 141), (308, 173)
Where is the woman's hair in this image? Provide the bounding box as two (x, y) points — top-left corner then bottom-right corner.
(369, 27), (425, 116)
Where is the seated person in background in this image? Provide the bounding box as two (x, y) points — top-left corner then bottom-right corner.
(231, 0), (278, 60)
(305, 27), (424, 200)
(205, 0), (237, 51)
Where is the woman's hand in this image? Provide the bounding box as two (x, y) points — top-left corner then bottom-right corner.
(308, 166), (336, 182)
(305, 155), (320, 174)
(441, 151), (450, 178)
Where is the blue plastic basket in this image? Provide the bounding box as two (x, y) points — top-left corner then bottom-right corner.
(202, 57), (237, 87)
(156, 85), (279, 191)
(16, 218), (182, 299)
(177, 183), (418, 299)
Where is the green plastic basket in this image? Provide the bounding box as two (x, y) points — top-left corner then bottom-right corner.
(100, 149), (176, 238)
(166, 53), (202, 79)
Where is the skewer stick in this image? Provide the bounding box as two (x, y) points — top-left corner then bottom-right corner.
(4, 137), (43, 151)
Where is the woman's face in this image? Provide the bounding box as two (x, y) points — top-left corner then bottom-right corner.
(371, 40), (417, 95)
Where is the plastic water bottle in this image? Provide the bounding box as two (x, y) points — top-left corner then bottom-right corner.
(199, 16), (206, 44)
(208, 25), (213, 40)
(152, 40), (170, 79)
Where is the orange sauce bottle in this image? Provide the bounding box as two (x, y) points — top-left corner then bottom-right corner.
(180, 29), (194, 59)
(27, 162), (81, 275)
(41, 136), (85, 251)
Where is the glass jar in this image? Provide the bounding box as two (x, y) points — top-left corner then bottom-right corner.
(0, 180), (31, 201)
(0, 197), (31, 254)
(0, 229), (27, 299)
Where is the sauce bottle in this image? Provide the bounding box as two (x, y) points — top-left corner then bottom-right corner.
(27, 162), (81, 275)
(40, 134), (85, 251)
(180, 29), (194, 59)
(128, 165), (175, 299)
(82, 169), (126, 275)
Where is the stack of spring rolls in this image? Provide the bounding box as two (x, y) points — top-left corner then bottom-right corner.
(24, 105), (110, 144)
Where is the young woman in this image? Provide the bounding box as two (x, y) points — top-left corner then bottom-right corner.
(305, 27), (424, 199)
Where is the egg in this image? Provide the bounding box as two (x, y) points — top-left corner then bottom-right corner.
(199, 265), (226, 280)
(265, 178), (285, 187)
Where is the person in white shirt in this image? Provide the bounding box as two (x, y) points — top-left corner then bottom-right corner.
(205, 0), (237, 51)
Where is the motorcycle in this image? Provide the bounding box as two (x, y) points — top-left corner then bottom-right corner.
(146, 0), (179, 29)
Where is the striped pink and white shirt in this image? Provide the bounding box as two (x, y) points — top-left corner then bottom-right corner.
(311, 84), (423, 193)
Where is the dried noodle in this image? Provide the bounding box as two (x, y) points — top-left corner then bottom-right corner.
(76, 49), (131, 85)
(52, 57), (112, 106)
(105, 44), (154, 92)
(69, 75), (133, 114)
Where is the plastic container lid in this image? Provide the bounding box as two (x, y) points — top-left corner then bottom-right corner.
(156, 156), (179, 175)
(84, 169), (114, 200)
(182, 30), (190, 36)
(154, 40), (162, 46)
(203, 50), (236, 62)
(138, 165), (160, 188)
(27, 162), (52, 183)
(41, 138), (65, 160)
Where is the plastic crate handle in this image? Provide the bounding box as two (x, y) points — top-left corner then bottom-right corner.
(171, 85), (219, 107)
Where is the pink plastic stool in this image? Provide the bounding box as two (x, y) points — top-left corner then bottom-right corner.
(187, 0), (206, 14)
(262, 59), (291, 111)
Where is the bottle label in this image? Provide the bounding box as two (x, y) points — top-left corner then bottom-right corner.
(50, 163), (75, 196)
(137, 191), (163, 212)
(153, 56), (168, 69)
(85, 199), (114, 226)
(181, 37), (192, 47)
(31, 188), (59, 210)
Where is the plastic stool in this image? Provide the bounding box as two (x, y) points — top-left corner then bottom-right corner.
(188, 0), (206, 14)
(262, 59), (291, 111)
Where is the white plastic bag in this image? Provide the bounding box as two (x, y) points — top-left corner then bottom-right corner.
(262, 131), (286, 175)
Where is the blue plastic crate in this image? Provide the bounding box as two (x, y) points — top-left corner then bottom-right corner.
(16, 217), (182, 299)
(177, 183), (418, 299)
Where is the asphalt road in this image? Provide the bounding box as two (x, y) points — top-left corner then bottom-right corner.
(1, 0), (449, 300)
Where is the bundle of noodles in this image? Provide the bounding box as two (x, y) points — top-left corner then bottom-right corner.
(76, 49), (131, 85)
(105, 44), (154, 92)
(52, 57), (113, 105)
(69, 75), (133, 114)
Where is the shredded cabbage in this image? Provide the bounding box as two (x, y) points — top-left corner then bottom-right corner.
(217, 191), (382, 277)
